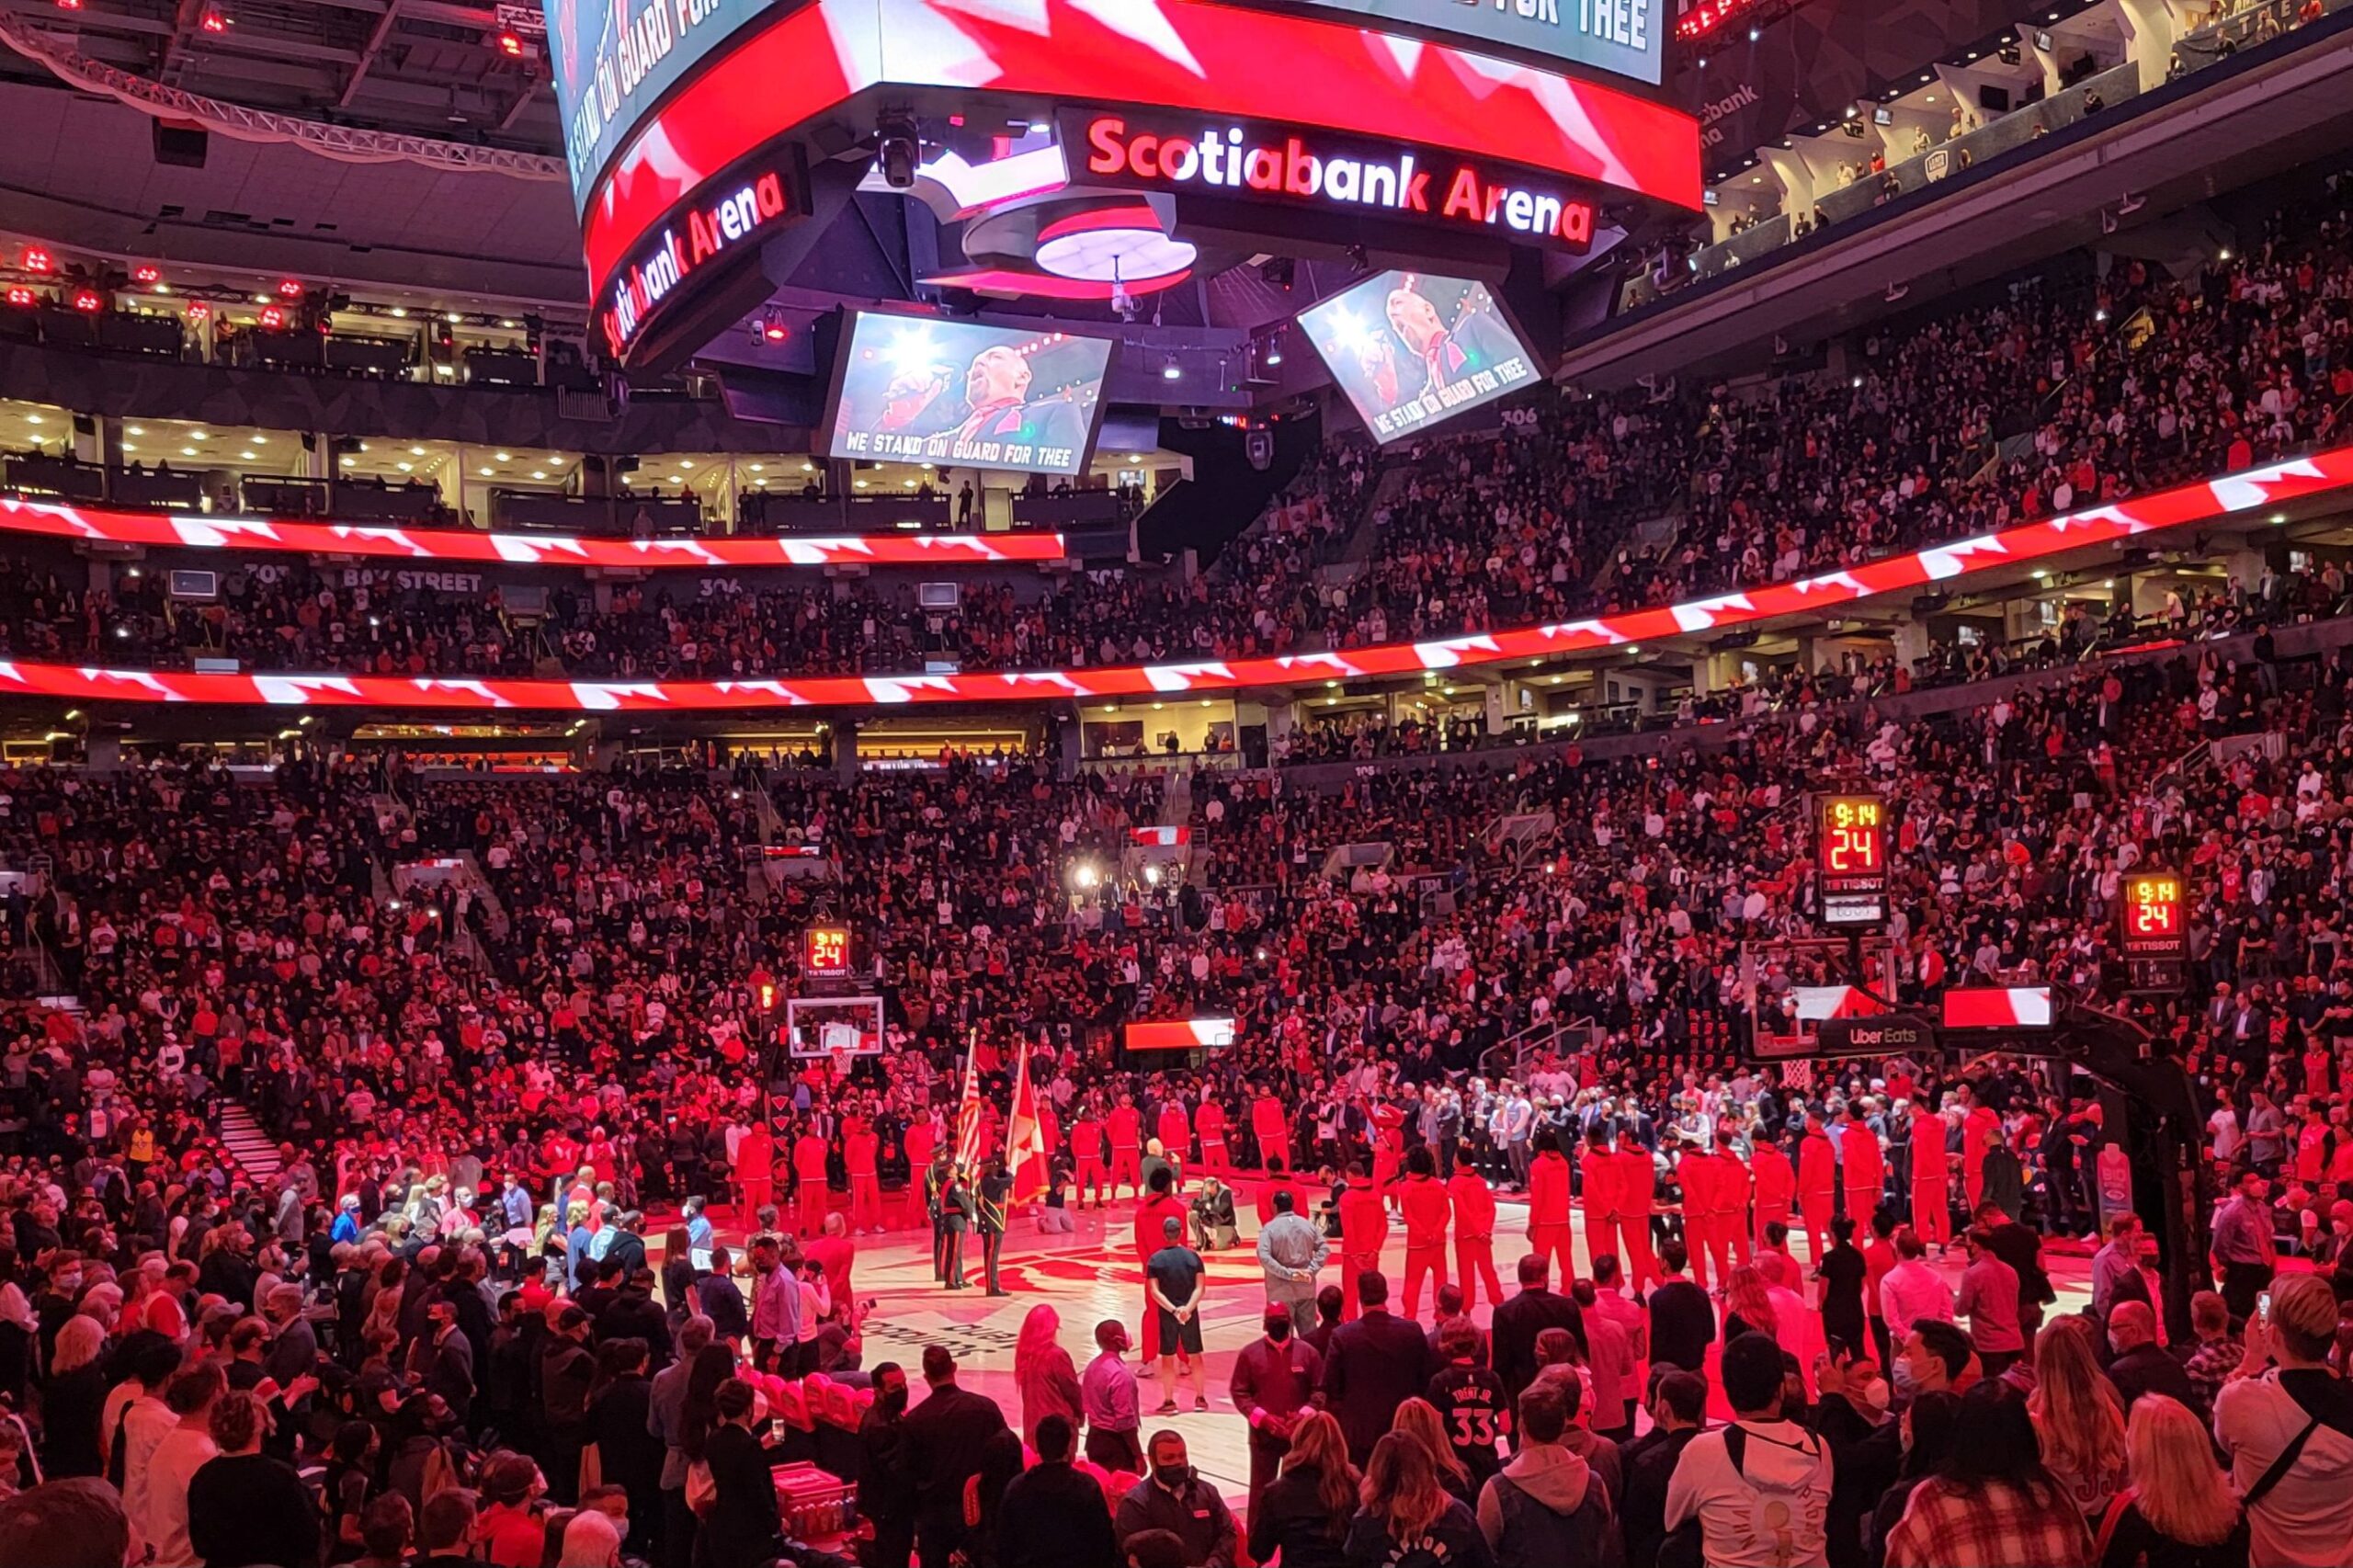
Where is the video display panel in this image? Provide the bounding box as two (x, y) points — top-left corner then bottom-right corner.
(1249, 0), (1665, 83)
(1296, 271), (1540, 441)
(543, 0), (778, 213)
(823, 314), (1112, 477)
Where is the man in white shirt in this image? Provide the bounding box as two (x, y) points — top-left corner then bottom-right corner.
(135, 1361), (225, 1567)
(1665, 1332), (1833, 1568)
(1877, 1228), (1955, 1330)
(2213, 1273), (2353, 1568)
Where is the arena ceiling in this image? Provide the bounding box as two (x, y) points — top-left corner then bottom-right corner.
(0, 0), (585, 300)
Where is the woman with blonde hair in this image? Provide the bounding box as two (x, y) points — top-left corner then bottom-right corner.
(2093, 1394), (2249, 1567)
(1390, 1397), (1473, 1502)
(1249, 1411), (1358, 1568)
(1012, 1302), (1084, 1450)
(1722, 1264), (1779, 1342)
(1343, 1429), (1494, 1568)
(2030, 1315), (2129, 1516)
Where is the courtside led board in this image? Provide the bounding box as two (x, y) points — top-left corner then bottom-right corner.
(1816, 792), (1888, 929)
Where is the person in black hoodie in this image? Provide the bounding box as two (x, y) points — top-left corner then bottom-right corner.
(857, 1364), (915, 1568)
(996, 1415), (1111, 1568)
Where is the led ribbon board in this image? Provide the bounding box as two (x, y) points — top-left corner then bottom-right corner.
(0, 499), (1071, 567)
(6, 449), (2347, 709)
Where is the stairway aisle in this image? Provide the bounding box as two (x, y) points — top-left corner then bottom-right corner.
(217, 1100), (283, 1185)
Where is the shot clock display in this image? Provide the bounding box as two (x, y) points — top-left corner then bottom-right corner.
(2119, 871), (2188, 960)
(1816, 792), (1890, 930)
(802, 925), (852, 979)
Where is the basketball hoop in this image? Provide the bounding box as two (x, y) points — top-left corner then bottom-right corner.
(829, 1044), (854, 1079)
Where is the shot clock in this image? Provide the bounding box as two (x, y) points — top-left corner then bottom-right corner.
(802, 925), (852, 979)
(1816, 792), (1890, 930)
(2119, 871), (2186, 957)
(2118, 868), (2187, 992)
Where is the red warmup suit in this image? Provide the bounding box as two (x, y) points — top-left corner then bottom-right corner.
(1525, 1149), (1575, 1286)
(846, 1127), (883, 1232)
(1449, 1168), (1503, 1312)
(1337, 1176), (1389, 1319)
(1840, 1119), (1885, 1231)
(904, 1120), (938, 1187)
(1197, 1099), (1229, 1171)
(735, 1125), (775, 1220)
(1613, 1144), (1659, 1290)
(793, 1132), (831, 1235)
(1714, 1145), (1753, 1272)
(1909, 1105), (1951, 1246)
(1796, 1129), (1838, 1267)
(1752, 1141), (1796, 1251)
(1108, 1105), (1143, 1198)
(1252, 1095), (1291, 1173)
(1156, 1101), (1192, 1165)
(1579, 1142), (1619, 1280)
(1398, 1173), (1451, 1320)
(1679, 1146), (1719, 1290)
(1961, 1105), (2001, 1212)
(1134, 1193), (1190, 1358)
(1070, 1117), (1107, 1204)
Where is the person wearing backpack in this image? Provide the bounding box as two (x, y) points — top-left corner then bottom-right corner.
(1474, 1376), (1615, 1568)
(2212, 1272), (2353, 1568)
(1662, 1331), (1833, 1568)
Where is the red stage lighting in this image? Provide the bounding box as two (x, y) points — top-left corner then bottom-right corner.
(131, 264), (160, 284)
(71, 289), (104, 312)
(259, 305), (285, 328)
(21, 247), (52, 274)
(494, 28), (525, 56)
(276, 278), (303, 298)
(198, 5), (229, 32)
(4, 287), (35, 308)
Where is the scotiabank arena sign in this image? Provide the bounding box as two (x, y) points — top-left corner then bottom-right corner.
(1065, 110), (1596, 253)
(599, 152), (808, 358)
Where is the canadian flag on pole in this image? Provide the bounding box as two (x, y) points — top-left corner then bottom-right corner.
(1006, 1046), (1049, 1203)
(954, 1036), (989, 1174)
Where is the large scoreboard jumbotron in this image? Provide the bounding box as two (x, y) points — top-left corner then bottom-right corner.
(545, 0), (1700, 363)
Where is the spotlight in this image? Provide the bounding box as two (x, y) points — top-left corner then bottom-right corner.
(494, 28), (525, 56)
(198, 3), (228, 31)
(1161, 356), (1182, 381)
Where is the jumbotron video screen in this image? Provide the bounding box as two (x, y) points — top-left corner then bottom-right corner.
(1297, 270), (1540, 441)
(822, 313), (1114, 478)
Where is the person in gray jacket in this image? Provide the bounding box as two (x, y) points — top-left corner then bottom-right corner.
(1476, 1378), (1618, 1568)
(1256, 1190), (1327, 1323)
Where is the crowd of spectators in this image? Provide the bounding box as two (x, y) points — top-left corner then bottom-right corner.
(7, 183), (2353, 1568)
(4, 198), (2351, 697)
(0, 587), (2346, 1561)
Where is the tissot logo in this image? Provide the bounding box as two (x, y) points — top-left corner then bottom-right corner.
(1080, 116), (1594, 250)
